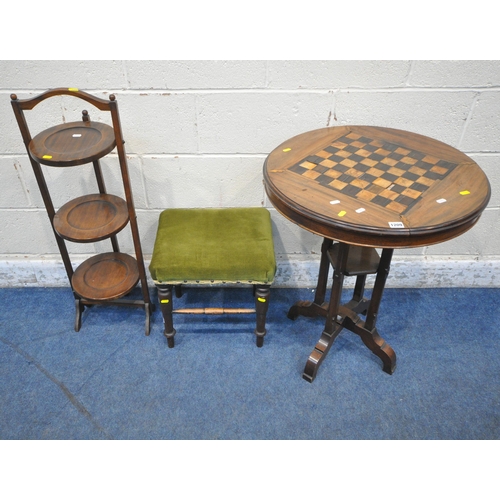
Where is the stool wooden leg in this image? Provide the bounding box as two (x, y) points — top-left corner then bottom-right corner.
(254, 285), (270, 347)
(157, 285), (176, 348)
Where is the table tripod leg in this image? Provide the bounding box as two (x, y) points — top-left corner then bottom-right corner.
(288, 238), (333, 320)
(352, 274), (366, 304)
(303, 242), (350, 382)
(357, 326), (396, 374)
(356, 248), (396, 374)
(343, 274), (371, 316)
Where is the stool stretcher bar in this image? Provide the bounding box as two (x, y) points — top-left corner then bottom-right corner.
(173, 308), (256, 315)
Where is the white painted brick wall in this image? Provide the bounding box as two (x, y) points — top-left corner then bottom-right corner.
(1, 60), (499, 287)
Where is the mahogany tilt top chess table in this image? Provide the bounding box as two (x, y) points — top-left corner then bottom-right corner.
(263, 125), (491, 382)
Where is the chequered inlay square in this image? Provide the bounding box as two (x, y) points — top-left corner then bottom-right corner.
(288, 132), (459, 214)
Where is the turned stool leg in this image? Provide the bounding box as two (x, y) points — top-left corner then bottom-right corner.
(157, 285), (176, 348)
(254, 285), (270, 347)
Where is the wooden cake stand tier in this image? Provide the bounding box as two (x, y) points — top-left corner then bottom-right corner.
(72, 252), (140, 302)
(54, 193), (129, 243)
(29, 121), (116, 167)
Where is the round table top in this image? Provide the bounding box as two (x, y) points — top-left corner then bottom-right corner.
(263, 125), (491, 248)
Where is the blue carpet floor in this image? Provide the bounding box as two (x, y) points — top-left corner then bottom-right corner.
(0, 286), (498, 441)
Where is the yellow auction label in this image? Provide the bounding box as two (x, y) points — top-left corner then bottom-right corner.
(160, 299), (170, 304)
(42, 155), (52, 159)
(68, 87), (79, 91)
(338, 210), (347, 217)
(460, 190), (470, 195)
(257, 297), (266, 302)
(282, 148), (291, 152)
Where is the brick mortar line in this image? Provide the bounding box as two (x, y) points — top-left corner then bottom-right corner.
(2, 87), (500, 94)
(2, 206), (499, 213)
(3, 151), (499, 159)
(1, 253), (499, 260)
(0, 153), (272, 159)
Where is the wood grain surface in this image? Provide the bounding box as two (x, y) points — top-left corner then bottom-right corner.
(29, 121), (116, 167)
(264, 126), (491, 248)
(53, 193), (129, 243)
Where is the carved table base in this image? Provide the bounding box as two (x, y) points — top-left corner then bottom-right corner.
(288, 238), (396, 383)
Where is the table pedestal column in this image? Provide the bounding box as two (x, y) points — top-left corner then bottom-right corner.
(288, 238), (396, 383)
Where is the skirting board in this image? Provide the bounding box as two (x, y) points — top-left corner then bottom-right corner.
(1, 256), (499, 288)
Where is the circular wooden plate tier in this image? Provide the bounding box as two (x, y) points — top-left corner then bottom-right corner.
(29, 121), (116, 167)
(72, 252), (139, 301)
(264, 125), (491, 248)
(54, 193), (129, 242)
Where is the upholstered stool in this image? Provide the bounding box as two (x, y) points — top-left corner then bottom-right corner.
(149, 207), (276, 347)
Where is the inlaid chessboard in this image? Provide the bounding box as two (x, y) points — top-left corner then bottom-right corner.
(288, 131), (459, 214)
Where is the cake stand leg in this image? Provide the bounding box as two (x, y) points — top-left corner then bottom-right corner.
(144, 302), (152, 336)
(74, 298), (85, 332)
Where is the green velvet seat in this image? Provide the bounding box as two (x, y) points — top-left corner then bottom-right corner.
(149, 207), (276, 347)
